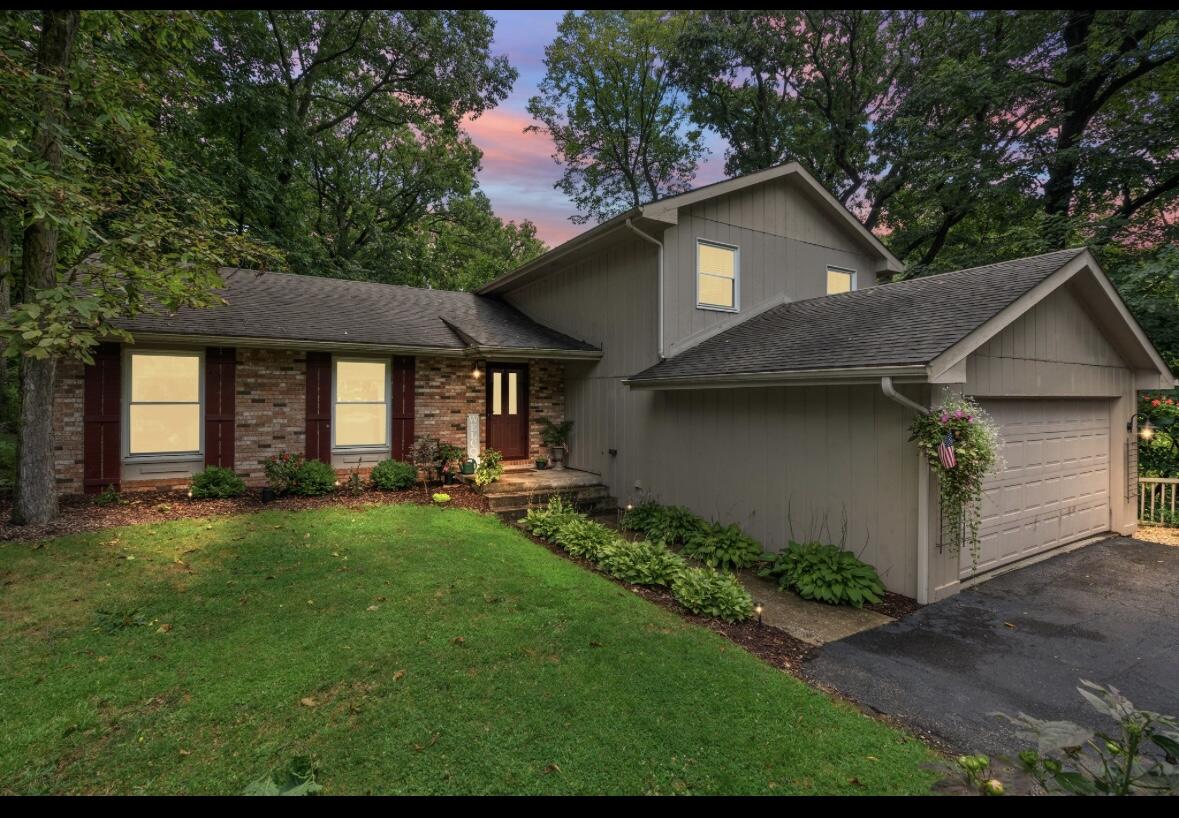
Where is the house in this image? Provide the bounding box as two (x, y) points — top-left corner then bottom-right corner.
(51, 162), (1175, 603)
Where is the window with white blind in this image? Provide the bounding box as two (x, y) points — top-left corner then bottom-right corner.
(697, 239), (739, 311)
(333, 358), (390, 448)
(127, 351), (203, 456)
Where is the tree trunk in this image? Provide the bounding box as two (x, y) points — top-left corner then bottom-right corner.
(13, 10), (80, 525)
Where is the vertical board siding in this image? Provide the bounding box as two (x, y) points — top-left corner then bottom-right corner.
(83, 342), (122, 493)
(305, 351), (331, 461)
(391, 355), (415, 460)
(204, 346), (236, 469)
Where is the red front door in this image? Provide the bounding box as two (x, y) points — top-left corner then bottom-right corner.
(485, 363), (529, 459)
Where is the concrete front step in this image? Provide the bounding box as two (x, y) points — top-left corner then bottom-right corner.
(488, 485), (617, 515)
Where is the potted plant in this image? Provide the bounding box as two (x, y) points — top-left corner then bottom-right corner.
(535, 456), (548, 470)
(539, 418), (573, 470)
(437, 442), (464, 484)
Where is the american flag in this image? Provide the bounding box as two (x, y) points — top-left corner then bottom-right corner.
(938, 432), (957, 469)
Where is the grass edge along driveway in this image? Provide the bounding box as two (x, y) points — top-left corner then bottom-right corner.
(0, 504), (937, 795)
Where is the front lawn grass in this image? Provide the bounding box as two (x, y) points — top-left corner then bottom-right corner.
(0, 504), (937, 794)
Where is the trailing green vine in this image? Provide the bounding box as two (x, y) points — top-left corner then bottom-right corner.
(909, 392), (1002, 566)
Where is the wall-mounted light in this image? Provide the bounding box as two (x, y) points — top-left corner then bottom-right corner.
(1140, 421), (1155, 441)
(471, 360), (483, 379)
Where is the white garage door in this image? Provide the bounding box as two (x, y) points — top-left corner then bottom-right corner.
(961, 399), (1111, 578)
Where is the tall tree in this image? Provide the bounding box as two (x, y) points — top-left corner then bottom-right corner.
(527, 10), (706, 223)
(178, 10), (520, 281)
(0, 10), (276, 523)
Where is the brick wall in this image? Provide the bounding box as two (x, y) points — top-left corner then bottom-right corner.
(52, 359), (86, 494)
(50, 348), (567, 494)
(235, 348), (306, 484)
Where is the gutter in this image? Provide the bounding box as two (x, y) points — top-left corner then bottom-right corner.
(879, 375), (932, 605)
(623, 364), (927, 390)
(625, 218), (665, 360)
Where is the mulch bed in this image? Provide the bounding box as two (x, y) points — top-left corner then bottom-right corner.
(520, 526), (817, 673)
(0, 483), (488, 543)
(865, 590), (923, 619)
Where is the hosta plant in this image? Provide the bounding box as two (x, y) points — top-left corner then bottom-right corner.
(553, 516), (617, 561)
(671, 567), (754, 622)
(682, 521), (762, 570)
(761, 541), (884, 608)
(623, 502), (705, 545)
(599, 539), (686, 587)
(521, 495), (579, 541)
(997, 680), (1179, 796)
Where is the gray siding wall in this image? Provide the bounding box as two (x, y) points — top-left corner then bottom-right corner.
(504, 236), (661, 485)
(663, 178), (882, 356)
(637, 384), (925, 597)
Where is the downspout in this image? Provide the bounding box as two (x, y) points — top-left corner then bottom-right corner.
(625, 218), (665, 360)
(881, 376), (932, 604)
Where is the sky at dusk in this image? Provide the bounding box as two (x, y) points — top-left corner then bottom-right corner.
(466, 10), (729, 248)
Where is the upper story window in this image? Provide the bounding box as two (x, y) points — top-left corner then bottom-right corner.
(334, 358), (389, 448)
(697, 239), (739, 311)
(127, 350), (202, 456)
(826, 266), (857, 295)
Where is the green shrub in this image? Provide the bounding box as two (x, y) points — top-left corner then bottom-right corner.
(682, 521), (762, 570)
(623, 502), (705, 545)
(370, 459), (417, 491)
(474, 448), (504, 487)
(289, 459), (337, 496)
(432, 492), (451, 505)
(671, 567), (755, 622)
(760, 541), (885, 608)
(553, 516), (617, 561)
(190, 466), (247, 499)
(93, 484), (123, 506)
(262, 452), (304, 494)
(599, 539), (686, 587)
(521, 495), (579, 540)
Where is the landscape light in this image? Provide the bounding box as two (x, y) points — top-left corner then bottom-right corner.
(754, 602), (764, 626)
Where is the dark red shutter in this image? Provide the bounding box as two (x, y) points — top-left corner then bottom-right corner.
(305, 352), (331, 461)
(83, 343), (121, 494)
(391, 356), (415, 460)
(205, 347), (236, 469)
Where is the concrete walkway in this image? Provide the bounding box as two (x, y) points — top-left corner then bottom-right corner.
(737, 569), (893, 645)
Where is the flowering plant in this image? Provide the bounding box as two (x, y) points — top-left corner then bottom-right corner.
(262, 451), (305, 495)
(909, 392), (1002, 565)
(1138, 393), (1179, 478)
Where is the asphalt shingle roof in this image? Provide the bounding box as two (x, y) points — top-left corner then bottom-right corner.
(114, 268), (597, 353)
(628, 248), (1086, 382)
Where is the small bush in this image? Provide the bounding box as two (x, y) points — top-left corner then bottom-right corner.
(521, 495), (578, 540)
(671, 567), (755, 622)
(474, 448), (504, 487)
(599, 539), (686, 587)
(682, 521), (762, 571)
(262, 452), (304, 494)
(93, 484), (123, 506)
(190, 466), (246, 499)
(760, 541), (884, 608)
(289, 459), (337, 496)
(623, 502), (705, 545)
(370, 459), (416, 491)
(432, 492), (451, 505)
(553, 516), (617, 561)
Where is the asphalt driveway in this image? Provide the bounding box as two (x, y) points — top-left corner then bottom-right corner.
(806, 537), (1179, 758)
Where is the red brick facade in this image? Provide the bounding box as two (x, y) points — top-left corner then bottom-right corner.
(50, 348), (566, 494)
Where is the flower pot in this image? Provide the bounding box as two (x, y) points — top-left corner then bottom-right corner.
(460, 459), (476, 475)
(261, 487), (276, 503)
(549, 445), (566, 470)
(535, 459), (548, 470)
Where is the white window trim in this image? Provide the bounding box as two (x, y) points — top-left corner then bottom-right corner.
(826, 265), (858, 295)
(122, 347), (205, 463)
(331, 355), (392, 453)
(695, 238), (740, 313)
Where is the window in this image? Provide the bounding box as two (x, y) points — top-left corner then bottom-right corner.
(128, 351), (202, 456)
(334, 358), (389, 448)
(826, 266), (857, 295)
(697, 240), (739, 310)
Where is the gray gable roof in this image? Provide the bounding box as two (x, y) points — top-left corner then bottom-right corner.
(114, 268), (597, 353)
(628, 248), (1087, 383)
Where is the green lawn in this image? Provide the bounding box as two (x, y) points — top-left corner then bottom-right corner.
(0, 504), (937, 795)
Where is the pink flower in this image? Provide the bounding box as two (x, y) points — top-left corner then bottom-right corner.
(1153, 399), (1161, 407)
(940, 413), (949, 423)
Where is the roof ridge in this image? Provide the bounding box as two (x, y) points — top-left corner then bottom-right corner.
(222, 267), (484, 300)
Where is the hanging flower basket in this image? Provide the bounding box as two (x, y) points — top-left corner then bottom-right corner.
(909, 392), (1003, 566)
